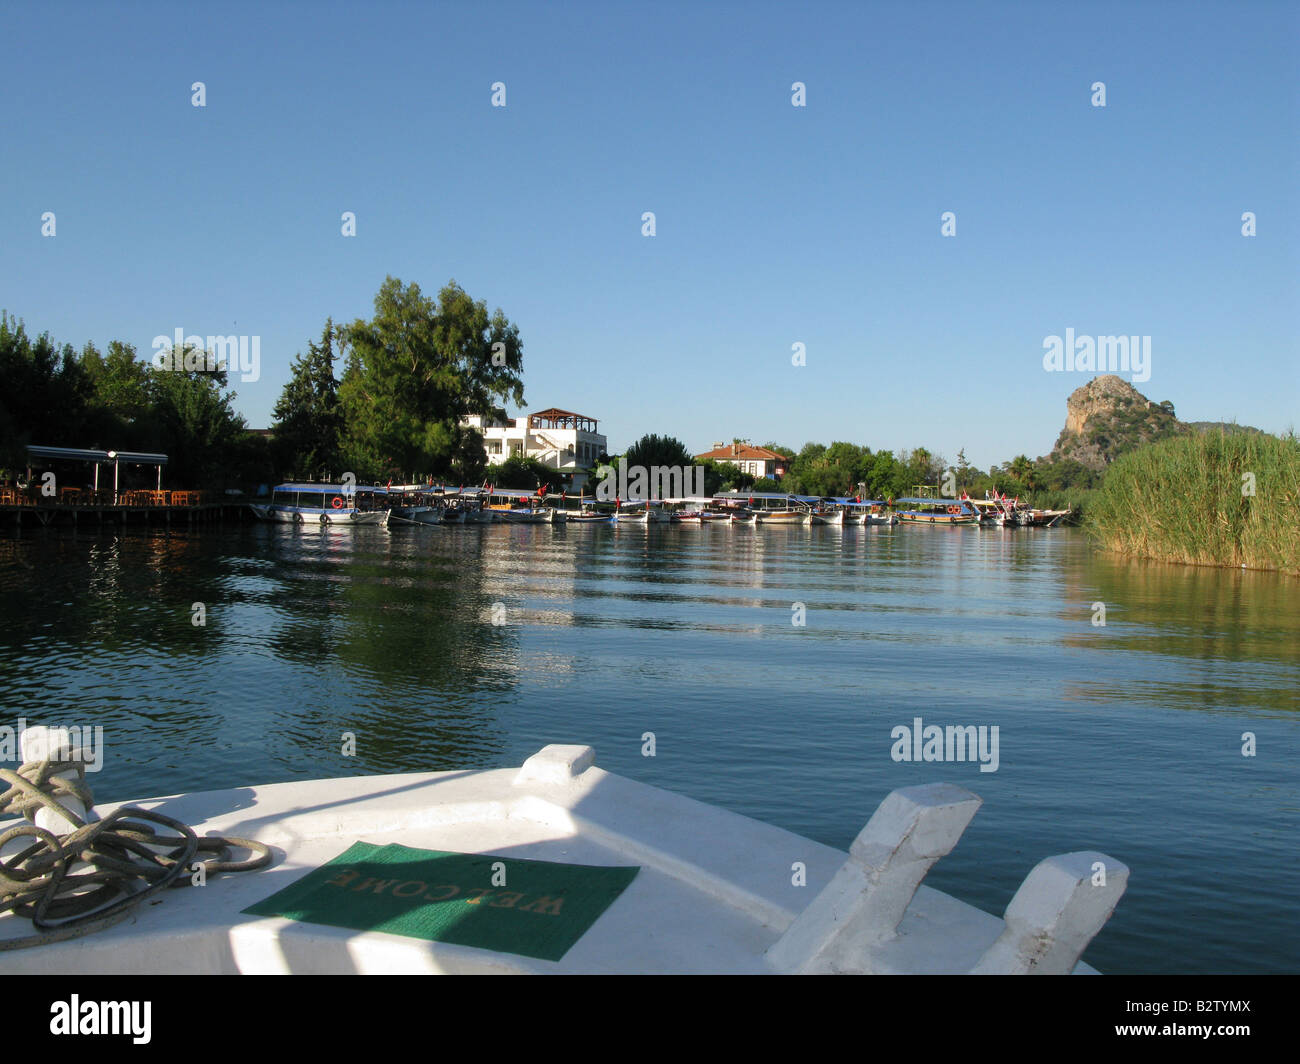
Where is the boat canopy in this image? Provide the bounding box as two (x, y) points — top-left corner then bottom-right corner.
(828, 497), (888, 507)
(712, 491), (800, 501)
(273, 482), (390, 493)
(894, 497), (971, 506)
(485, 487), (543, 499)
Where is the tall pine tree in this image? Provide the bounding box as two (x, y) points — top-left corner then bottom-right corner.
(271, 319), (344, 479)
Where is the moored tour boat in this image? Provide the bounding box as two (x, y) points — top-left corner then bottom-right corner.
(831, 499), (898, 526)
(894, 497), (981, 525)
(613, 500), (670, 524)
(563, 511), (612, 525)
(249, 483), (390, 525)
(805, 506), (845, 526)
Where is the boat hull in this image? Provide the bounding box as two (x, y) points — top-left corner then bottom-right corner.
(614, 510), (670, 523)
(898, 512), (978, 525)
(805, 511), (846, 526)
(498, 509), (553, 524)
(249, 505), (388, 525)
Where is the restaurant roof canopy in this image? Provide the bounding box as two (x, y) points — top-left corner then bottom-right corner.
(26, 445), (168, 466)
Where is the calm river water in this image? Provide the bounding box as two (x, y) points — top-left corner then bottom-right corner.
(1, 519), (1296, 974)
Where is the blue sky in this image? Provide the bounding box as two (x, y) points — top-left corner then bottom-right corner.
(2, 0), (1296, 469)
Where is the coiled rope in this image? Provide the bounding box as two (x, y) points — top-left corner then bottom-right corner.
(0, 756), (272, 950)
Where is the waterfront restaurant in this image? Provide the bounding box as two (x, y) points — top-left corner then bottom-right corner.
(20, 445), (169, 503)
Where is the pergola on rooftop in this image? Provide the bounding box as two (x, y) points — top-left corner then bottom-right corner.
(525, 408), (599, 433)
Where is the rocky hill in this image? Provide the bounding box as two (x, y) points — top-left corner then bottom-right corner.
(1047, 376), (1183, 471)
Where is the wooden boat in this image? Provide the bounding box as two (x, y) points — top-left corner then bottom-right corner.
(754, 509), (805, 525)
(614, 501), (670, 524)
(1017, 508), (1072, 527)
(966, 498), (1009, 526)
(752, 495), (814, 525)
(665, 496), (726, 524)
(828, 499), (898, 526)
(249, 483), (390, 525)
(894, 497), (981, 525)
(0, 730), (1129, 974)
(563, 511), (612, 525)
(498, 507), (553, 524)
(804, 508), (845, 526)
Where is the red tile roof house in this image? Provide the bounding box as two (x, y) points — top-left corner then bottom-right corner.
(695, 443), (790, 481)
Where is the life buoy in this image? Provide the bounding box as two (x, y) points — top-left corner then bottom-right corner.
(929, 516), (935, 523)
(332, 496), (343, 510)
(320, 513), (329, 524)
(293, 513), (304, 524)
(947, 505), (960, 515)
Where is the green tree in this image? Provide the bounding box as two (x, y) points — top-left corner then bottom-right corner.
(956, 447), (971, 488)
(1008, 454), (1037, 491)
(623, 433), (694, 470)
(86, 341), (150, 430)
(271, 319), (345, 479)
(0, 313), (93, 465)
(338, 277), (524, 480)
(142, 343), (248, 487)
(491, 454), (557, 490)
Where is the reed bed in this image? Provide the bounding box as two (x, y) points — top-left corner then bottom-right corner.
(1086, 430), (1300, 575)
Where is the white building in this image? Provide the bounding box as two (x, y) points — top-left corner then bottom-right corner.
(462, 408), (607, 489)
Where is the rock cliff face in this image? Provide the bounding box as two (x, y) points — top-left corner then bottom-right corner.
(1048, 375), (1181, 471)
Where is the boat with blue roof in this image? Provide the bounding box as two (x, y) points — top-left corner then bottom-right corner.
(249, 483), (391, 525)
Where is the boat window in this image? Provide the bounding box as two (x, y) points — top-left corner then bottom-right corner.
(296, 492), (326, 510)
(272, 490), (294, 505)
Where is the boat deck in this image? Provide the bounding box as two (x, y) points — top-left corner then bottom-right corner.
(0, 745), (1121, 974)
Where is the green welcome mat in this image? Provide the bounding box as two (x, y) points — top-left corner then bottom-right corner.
(242, 842), (640, 962)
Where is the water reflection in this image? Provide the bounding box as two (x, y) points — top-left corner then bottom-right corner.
(0, 520), (1296, 973)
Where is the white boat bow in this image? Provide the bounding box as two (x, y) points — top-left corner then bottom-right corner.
(0, 740), (1127, 974)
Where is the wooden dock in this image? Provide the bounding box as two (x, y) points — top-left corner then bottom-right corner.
(0, 489), (253, 528)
